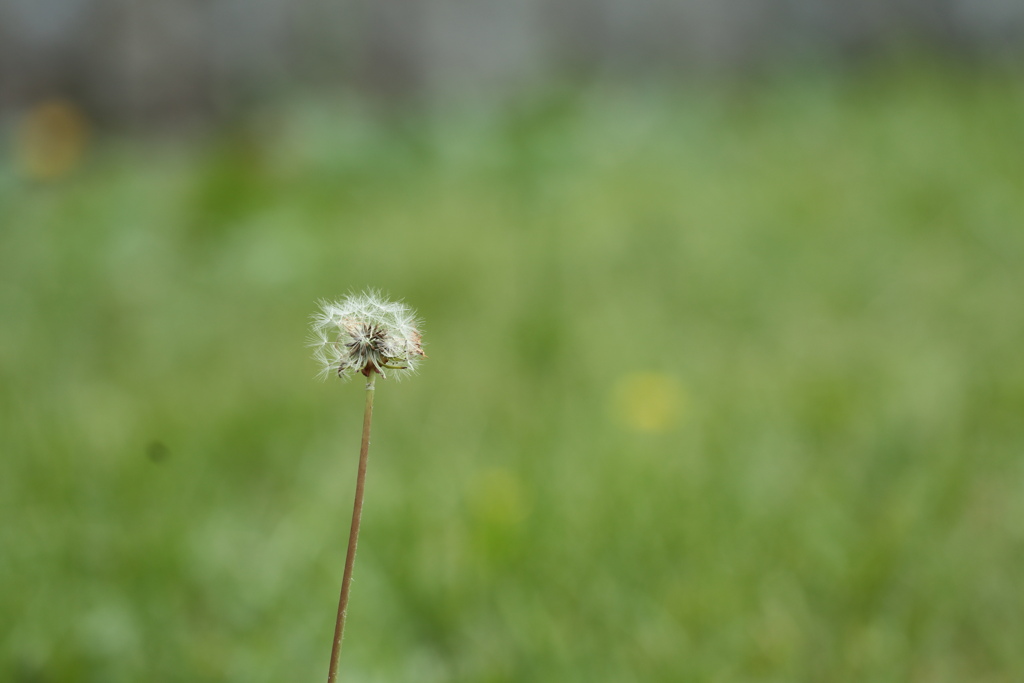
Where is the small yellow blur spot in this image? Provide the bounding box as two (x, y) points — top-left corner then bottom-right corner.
(16, 99), (90, 181)
(468, 467), (529, 529)
(612, 372), (686, 433)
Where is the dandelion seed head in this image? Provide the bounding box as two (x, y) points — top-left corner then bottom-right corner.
(310, 290), (425, 381)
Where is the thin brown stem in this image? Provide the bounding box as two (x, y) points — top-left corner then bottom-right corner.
(326, 373), (376, 683)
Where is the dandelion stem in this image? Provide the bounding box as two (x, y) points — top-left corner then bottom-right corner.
(326, 372), (376, 683)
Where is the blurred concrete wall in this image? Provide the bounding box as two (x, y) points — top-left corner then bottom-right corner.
(1, 0), (1022, 125)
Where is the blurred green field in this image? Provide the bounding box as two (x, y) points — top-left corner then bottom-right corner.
(3, 65), (1024, 682)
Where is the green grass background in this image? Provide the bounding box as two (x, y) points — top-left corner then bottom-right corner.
(3, 64), (1024, 682)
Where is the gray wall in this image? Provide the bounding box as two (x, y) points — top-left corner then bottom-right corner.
(1, 0), (1022, 125)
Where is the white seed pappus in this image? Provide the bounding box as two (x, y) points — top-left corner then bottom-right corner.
(310, 291), (425, 380)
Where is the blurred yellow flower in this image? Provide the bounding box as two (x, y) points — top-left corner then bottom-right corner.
(612, 372), (686, 433)
(469, 467), (529, 529)
(15, 99), (90, 181)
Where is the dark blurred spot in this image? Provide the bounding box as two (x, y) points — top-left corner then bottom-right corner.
(146, 440), (171, 463)
(12, 659), (48, 683)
